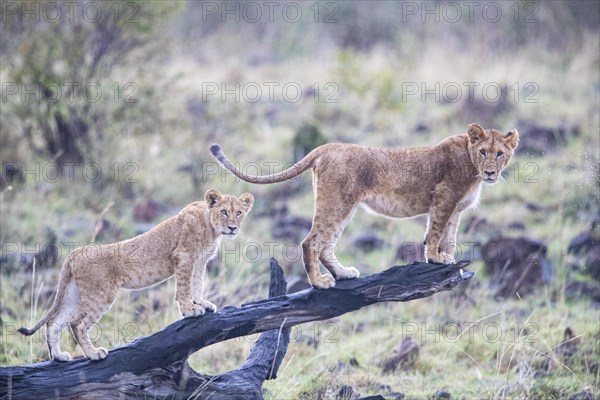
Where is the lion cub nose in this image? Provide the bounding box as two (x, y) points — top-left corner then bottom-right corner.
(228, 225), (237, 233)
(484, 170), (495, 177)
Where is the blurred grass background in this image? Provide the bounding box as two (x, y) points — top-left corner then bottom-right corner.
(1, 1), (599, 398)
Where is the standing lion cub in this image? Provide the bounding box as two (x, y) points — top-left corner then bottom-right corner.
(19, 189), (254, 361)
(211, 123), (518, 289)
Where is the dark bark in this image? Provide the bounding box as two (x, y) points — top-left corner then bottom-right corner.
(0, 259), (472, 400)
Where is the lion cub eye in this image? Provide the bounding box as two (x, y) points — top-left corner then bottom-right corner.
(221, 209), (228, 216)
(236, 211), (242, 216)
(497, 151), (504, 157)
(479, 149), (486, 156)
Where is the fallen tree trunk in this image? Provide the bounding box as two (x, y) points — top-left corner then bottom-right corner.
(0, 259), (473, 400)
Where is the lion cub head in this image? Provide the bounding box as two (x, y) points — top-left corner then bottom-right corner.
(467, 123), (519, 184)
(205, 189), (254, 237)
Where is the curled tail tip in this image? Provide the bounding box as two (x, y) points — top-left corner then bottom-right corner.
(18, 327), (35, 336)
(209, 144), (222, 157)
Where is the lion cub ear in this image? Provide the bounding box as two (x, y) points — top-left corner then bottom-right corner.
(467, 123), (486, 144)
(503, 129), (520, 149)
(205, 189), (223, 208)
(239, 193), (254, 209)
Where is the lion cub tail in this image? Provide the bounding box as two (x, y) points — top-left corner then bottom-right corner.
(18, 256), (74, 336)
(210, 143), (321, 184)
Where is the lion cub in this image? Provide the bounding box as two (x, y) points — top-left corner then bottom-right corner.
(211, 123), (518, 289)
(19, 189), (254, 361)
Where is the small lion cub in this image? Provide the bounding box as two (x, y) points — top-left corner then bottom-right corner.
(19, 189), (254, 361)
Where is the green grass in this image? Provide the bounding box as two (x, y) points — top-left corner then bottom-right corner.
(2, 125), (598, 399)
(2, 254), (598, 398)
(1, 3), (599, 398)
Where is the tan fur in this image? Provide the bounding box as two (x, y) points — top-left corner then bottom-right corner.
(211, 123), (518, 289)
(19, 189), (254, 361)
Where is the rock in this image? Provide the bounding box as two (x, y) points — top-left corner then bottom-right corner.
(293, 124), (327, 163)
(0, 161), (22, 189)
(432, 389), (451, 399)
(507, 222), (526, 231)
(255, 203), (288, 219)
(265, 180), (309, 202)
(382, 337), (420, 373)
(556, 327), (580, 362)
(373, 383), (391, 393)
(568, 231), (597, 254)
(187, 97), (207, 120)
(459, 85), (512, 128)
(0, 305), (17, 319)
(413, 122), (430, 134)
(388, 393), (406, 400)
(568, 390), (596, 400)
(372, 384), (405, 400)
(496, 384), (525, 398)
(565, 281), (600, 303)
(272, 213), (312, 243)
(482, 237), (554, 298)
(516, 120), (580, 155)
(286, 275), (311, 293)
(298, 334), (319, 349)
(462, 215), (502, 239)
(332, 358), (359, 373)
(133, 198), (164, 222)
(351, 232), (385, 253)
(337, 385), (355, 400)
(568, 227), (600, 281)
(93, 218), (122, 243)
(525, 202), (544, 212)
(396, 242), (425, 263)
(19, 285), (55, 307)
(0, 229), (59, 273)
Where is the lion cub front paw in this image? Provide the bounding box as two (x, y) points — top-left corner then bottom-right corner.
(193, 298), (217, 313)
(53, 351), (72, 362)
(84, 347), (108, 361)
(311, 274), (336, 289)
(180, 303), (207, 318)
(440, 252), (456, 264)
(88, 347), (108, 360)
(426, 251), (455, 264)
(336, 266), (360, 280)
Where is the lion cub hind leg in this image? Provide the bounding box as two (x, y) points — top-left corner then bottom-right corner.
(70, 285), (117, 361)
(46, 280), (80, 362)
(302, 233), (336, 289)
(70, 314), (108, 361)
(303, 190), (360, 289)
(320, 252), (360, 280)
